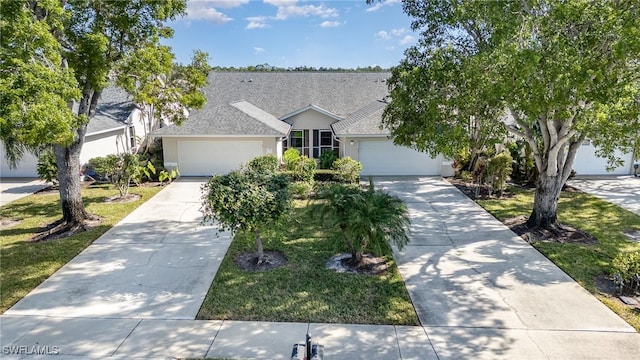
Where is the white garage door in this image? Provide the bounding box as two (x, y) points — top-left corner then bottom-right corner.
(178, 140), (264, 176)
(0, 146), (38, 177)
(358, 140), (442, 176)
(573, 143), (633, 175)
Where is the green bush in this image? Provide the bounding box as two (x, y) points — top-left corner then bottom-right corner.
(332, 156), (362, 184)
(247, 154), (279, 173)
(88, 153), (140, 197)
(319, 150), (338, 169)
(314, 169), (338, 182)
(283, 148), (300, 171)
(291, 155), (316, 183)
(485, 151), (513, 196)
(611, 250), (640, 294)
(458, 170), (473, 182)
(37, 149), (58, 185)
(290, 181), (313, 199)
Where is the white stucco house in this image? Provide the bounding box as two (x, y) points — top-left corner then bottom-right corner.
(1, 88), (148, 178)
(153, 71), (636, 177)
(153, 72), (450, 176)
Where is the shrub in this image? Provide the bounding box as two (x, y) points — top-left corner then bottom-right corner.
(485, 151), (513, 196)
(247, 155), (279, 173)
(88, 153), (140, 197)
(290, 181), (313, 199)
(314, 169), (338, 182)
(318, 181), (410, 263)
(458, 170), (473, 182)
(201, 168), (291, 264)
(611, 250), (640, 294)
(319, 149), (338, 169)
(290, 155), (316, 183)
(37, 149), (58, 185)
(332, 156), (362, 184)
(283, 148), (300, 171)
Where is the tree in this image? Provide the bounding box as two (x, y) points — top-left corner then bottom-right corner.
(319, 182), (411, 264)
(376, 0), (640, 229)
(116, 45), (210, 151)
(1, 1), (207, 237)
(201, 168), (291, 264)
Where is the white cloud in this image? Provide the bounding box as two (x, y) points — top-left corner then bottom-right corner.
(391, 28), (406, 36)
(375, 31), (391, 40)
(399, 35), (415, 45)
(209, 0), (249, 8)
(320, 20), (340, 28)
(254, 47), (266, 54)
(186, 0), (236, 23)
(246, 16), (269, 29)
(366, 0), (400, 12)
(265, 0), (338, 20)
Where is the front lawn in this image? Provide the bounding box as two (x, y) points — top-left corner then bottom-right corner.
(477, 186), (640, 330)
(0, 184), (164, 313)
(196, 201), (419, 325)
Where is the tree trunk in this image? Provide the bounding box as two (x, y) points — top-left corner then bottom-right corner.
(526, 172), (564, 229)
(54, 134), (86, 225)
(254, 229), (265, 263)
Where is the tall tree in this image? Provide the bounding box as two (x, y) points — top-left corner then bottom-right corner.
(116, 45), (211, 151)
(376, 0), (640, 229)
(1, 1), (205, 236)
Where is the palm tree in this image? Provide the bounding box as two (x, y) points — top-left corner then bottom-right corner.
(320, 181), (411, 265)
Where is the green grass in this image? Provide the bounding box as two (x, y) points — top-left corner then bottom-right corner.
(197, 201), (419, 325)
(477, 186), (640, 330)
(0, 184), (164, 313)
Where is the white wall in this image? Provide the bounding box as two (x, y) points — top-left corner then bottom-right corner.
(81, 129), (128, 165)
(572, 142), (634, 175)
(0, 143), (38, 177)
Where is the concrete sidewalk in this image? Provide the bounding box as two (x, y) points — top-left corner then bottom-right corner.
(569, 176), (640, 216)
(1, 177), (638, 359)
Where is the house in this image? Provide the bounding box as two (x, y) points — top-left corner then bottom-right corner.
(153, 72), (451, 176)
(1, 88), (146, 178)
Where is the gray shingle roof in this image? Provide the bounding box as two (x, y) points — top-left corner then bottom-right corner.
(152, 100), (291, 136)
(197, 71), (389, 114)
(152, 72), (392, 137)
(86, 87), (136, 135)
(332, 100), (388, 136)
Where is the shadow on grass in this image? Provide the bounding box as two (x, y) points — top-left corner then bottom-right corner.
(197, 202), (419, 325)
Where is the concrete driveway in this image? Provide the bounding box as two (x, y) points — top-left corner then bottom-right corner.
(0, 178), (48, 207)
(569, 176), (640, 216)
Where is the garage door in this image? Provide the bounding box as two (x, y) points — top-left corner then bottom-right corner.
(178, 140), (264, 176)
(573, 143), (633, 175)
(358, 140), (442, 176)
(0, 146), (38, 177)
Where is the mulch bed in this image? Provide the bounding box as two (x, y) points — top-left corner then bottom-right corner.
(234, 250), (287, 272)
(325, 253), (389, 275)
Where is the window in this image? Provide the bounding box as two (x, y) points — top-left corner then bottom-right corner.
(288, 129), (309, 156)
(128, 125), (136, 148)
(312, 129), (339, 158)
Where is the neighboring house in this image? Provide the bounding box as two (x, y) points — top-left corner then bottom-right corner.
(153, 72), (451, 176)
(1, 87), (145, 178)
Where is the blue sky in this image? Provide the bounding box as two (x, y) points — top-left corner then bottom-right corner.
(162, 0), (416, 69)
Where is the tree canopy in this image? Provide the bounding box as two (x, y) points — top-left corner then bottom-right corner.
(0, 0), (208, 236)
(381, 0), (640, 228)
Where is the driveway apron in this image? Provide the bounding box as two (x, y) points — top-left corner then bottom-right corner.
(569, 176), (640, 216)
(378, 177), (640, 359)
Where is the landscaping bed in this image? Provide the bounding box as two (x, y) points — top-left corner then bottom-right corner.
(196, 201), (419, 325)
(449, 180), (640, 330)
(0, 183), (164, 313)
